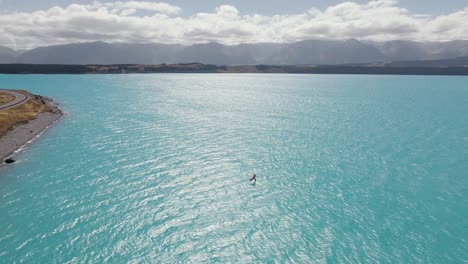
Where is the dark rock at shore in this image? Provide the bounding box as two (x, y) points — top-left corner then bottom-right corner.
(5, 158), (15, 164)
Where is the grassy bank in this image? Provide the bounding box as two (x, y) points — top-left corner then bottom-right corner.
(0, 92), (15, 105)
(0, 91), (50, 137)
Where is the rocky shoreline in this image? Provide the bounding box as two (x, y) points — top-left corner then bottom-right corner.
(0, 98), (63, 163)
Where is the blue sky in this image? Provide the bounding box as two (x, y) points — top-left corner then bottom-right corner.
(1, 0), (467, 15)
(0, 0), (467, 49)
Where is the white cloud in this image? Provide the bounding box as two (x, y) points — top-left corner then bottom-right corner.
(0, 0), (467, 49)
(105, 1), (181, 15)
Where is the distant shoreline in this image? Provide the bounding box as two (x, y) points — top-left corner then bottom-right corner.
(0, 63), (468, 76)
(0, 93), (63, 163)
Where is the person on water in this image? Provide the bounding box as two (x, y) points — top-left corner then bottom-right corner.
(249, 174), (257, 183)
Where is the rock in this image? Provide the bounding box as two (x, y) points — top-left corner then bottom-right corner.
(5, 158), (15, 164)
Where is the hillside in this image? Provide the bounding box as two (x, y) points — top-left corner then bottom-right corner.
(0, 46), (17, 63)
(1, 39), (468, 65)
(0, 62), (467, 75)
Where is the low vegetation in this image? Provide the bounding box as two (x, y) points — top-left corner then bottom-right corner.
(0, 92), (14, 105)
(0, 63), (467, 75)
(0, 91), (50, 137)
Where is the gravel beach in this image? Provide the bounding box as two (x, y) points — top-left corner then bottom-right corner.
(0, 99), (63, 162)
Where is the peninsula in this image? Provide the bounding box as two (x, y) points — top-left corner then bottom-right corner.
(0, 89), (62, 163)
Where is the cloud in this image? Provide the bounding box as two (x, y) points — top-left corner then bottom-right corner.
(0, 0), (467, 49)
(105, 1), (181, 15)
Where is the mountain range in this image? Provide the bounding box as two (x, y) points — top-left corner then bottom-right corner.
(1, 39), (468, 65)
(0, 46), (18, 63)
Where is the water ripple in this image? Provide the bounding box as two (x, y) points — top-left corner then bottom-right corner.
(0, 74), (467, 262)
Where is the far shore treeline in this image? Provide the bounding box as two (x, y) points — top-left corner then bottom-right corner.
(0, 63), (468, 75)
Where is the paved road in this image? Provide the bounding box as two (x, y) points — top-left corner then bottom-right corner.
(0, 89), (29, 111)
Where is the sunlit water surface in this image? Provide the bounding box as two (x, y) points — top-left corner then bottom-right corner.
(0, 74), (467, 263)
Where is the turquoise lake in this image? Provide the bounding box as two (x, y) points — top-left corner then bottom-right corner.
(0, 74), (467, 263)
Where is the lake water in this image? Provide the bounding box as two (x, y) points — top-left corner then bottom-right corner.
(0, 74), (467, 263)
